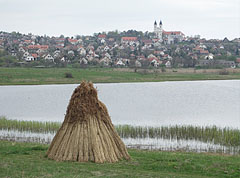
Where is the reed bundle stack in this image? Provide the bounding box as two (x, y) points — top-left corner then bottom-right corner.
(47, 82), (130, 163)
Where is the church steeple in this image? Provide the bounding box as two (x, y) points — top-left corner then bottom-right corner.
(154, 19), (163, 43)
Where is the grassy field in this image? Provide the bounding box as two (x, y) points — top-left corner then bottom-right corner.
(0, 140), (240, 178)
(0, 67), (240, 85)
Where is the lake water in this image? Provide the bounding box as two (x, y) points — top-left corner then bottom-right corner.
(0, 80), (240, 128)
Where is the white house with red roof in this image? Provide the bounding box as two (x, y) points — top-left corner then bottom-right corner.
(163, 31), (185, 44)
(98, 34), (106, 39)
(121, 37), (138, 43)
(68, 39), (78, 45)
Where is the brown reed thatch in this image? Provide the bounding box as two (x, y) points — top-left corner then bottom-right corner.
(47, 81), (130, 163)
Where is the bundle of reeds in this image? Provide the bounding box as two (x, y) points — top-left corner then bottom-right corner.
(47, 82), (130, 163)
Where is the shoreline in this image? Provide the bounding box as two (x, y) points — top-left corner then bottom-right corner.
(1, 67), (240, 85)
(0, 78), (239, 87)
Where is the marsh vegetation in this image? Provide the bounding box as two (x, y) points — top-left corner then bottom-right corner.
(1, 117), (239, 154)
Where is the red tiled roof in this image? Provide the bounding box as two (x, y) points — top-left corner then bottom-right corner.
(236, 58), (240, 63)
(121, 37), (138, 41)
(163, 31), (184, 36)
(68, 39), (78, 43)
(152, 39), (159, 42)
(24, 40), (32, 43)
(31, 53), (38, 58)
(142, 40), (152, 44)
(108, 38), (115, 41)
(28, 45), (49, 50)
(200, 50), (209, 54)
(148, 58), (160, 63)
(98, 34), (106, 39)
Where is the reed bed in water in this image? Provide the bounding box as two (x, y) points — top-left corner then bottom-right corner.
(0, 117), (239, 147)
(0, 117), (60, 133)
(115, 125), (240, 147)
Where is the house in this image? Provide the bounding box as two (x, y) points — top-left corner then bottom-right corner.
(142, 40), (152, 45)
(219, 45), (224, 49)
(11, 50), (17, 56)
(108, 38), (115, 42)
(28, 45), (49, 50)
(60, 57), (65, 62)
(23, 51), (30, 59)
(99, 57), (110, 66)
(149, 58), (161, 67)
(148, 54), (157, 59)
(24, 40), (32, 44)
(44, 54), (54, 61)
(25, 55), (34, 62)
(101, 39), (106, 44)
(162, 60), (171, 68)
(79, 58), (88, 65)
(88, 49), (94, 55)
(135, 60), (142, 68)
(31, 53), (38, 60)
(116, 60), (125, 66)
(163, 31), (185, 44)
(19, 47), (26, 53)
(104, 52), (111, 59)
(204, 53), (214, 60)
(236, 58), (240, 67)
(68, 39), (78, 45)
(200, 50), (209, 55)
(98, 34), (106, 39)
(56, 42), (64, 47)
(53, 50), (61, 58)
(121, 37), (138, 43)
(68, 50), (75, 56)
(77, 38), (83, 43)
(79, 48), (86, 56)
(104, 46), (110, 51)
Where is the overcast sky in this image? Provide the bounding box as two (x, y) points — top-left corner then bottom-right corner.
(0, 0), (239, 39)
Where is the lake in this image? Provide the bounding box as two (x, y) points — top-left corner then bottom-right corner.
(0, 80), (239, 128)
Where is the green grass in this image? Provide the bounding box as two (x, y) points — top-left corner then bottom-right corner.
(1, 67), (240, 85)
(0, 140), (240, 178)
(1, 117), (239, 147)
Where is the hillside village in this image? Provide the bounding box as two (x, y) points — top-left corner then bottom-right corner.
(0, 22), (240, 69)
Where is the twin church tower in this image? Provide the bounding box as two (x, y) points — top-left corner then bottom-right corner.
(153, 20), (185, 44)
(154, 20), (163, 42)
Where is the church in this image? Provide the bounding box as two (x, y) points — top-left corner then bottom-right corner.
(154, 20), (185, 44)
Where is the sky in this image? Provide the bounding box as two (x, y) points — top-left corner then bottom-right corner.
(0, 0), (239, 40)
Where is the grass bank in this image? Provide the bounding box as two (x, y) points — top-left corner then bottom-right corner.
(0, 67), (240, 85)
(0, 140), (240, 178)
(1, 117), (239, 147)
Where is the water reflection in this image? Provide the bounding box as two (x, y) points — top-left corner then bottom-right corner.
(1, 129), (239, 155)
